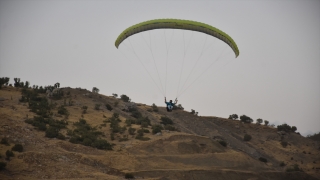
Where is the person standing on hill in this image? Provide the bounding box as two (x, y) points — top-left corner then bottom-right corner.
(164, 97), (178, 112)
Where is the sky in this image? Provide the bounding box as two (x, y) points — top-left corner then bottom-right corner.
(0, 0), (319, 136)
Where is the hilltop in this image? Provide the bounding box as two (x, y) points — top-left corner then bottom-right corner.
(0, 85), (319, 180)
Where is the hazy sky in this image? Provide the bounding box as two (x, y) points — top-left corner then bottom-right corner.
(0, 0), (319, 136)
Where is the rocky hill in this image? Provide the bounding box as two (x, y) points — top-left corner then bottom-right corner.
(0, 86), (319, 180)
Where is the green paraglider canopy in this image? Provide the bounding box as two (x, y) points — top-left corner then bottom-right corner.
(115, 19), (239, 57)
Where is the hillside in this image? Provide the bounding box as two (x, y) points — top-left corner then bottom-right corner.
(0, 86), (319, 180)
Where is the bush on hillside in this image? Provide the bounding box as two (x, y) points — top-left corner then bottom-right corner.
(277, 124), (297, 132)
(307, 132), (320, 141)
(240, 115), (253, 123)
(82, 106), (88, 114)
(152, 103), (158, 112)
(128, 127), (136, 135)
(45, 126), (59, 138)
(259, 157), (267, 163)
(286, 164), (301, 172)
(95, 104), (101, 110)
(244, 134), (252, 141)
(0, 138), (10, 146)
(5, 150), (14, 160)
(11, 144), (23, 152)
(125, 173), (134, 179)
(120, 94), (130, 102)
(152, 125), (163, 134)
(264, 120), (269, 126)
(0, 162), (6, 171)
(219, 140), (227, 147)
(256, 118), (263, 124)
(160, 116), (173, 125)
(105, 104), (113, 111)
(228, 114), (238, 120)
(281, 141), (288, 148)
(0, 77), (10, 89)
(164, 124), (176, 131)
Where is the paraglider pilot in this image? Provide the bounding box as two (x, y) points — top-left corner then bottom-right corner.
(165, 97), (178, 112)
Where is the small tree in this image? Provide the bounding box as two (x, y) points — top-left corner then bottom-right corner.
(120, 94), (130, 102)
(264, 120), (269, 126)
(92, 87), (99, 93)
(240, 115), (253, 123)
(112, 93), (118, 98)
(190, 109), (195, 115)
(0, 77), (10, 89)
(228, 114), (238, 120)
(256, 118), (263, 125)
(291, 126), (297, 132)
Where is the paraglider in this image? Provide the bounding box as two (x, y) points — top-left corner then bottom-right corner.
(165, 97), (178, 112)
(115, 19), (239, 112)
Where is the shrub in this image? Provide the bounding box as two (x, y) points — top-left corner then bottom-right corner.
(256, 118), (263, 124)
(244, 134), (252, 141)
(92, 139), (112, 150)
(164, 124), (176, 131)
(190, 109), (195, 114)
(83, 138), (93, 146)
(112, 93), (118, 98)
(82, 106), (88, 114)
(125, 119), (135, 126)
(128, 128), (136, 135)
(0, 77), (10, 89)
(0, 138), (10, 146)
(45, 127), (59, 138)
(219, 140), (227, 147)
(0, 162), (6, 171)
(106, 104), (113, 111)
(259, 157), (267, 163)
(280, 162), (286, 166)
(160, 116), (173, 125)
(95, 104), (101, 110)
(131, 111), (142, 119)
(264, 120), (269, 126)
(281, 141), (288, 148)
(240, 115), (253, 123)
(152, 125), (163, 134)
(228, 114), (238, 120)
(120, 94), (130, 102)
(152, 103), (158, 112)
(92, 87), (99, 93)
(6, 150), (14, 160)
(286, 164), (301, 172)
(125, 173), (134, 179)
(277, 124), (297, 132)
(58, 105), (69, 115)
(143, 129), (150, 133)
(57, 133), (66, 140)
(12, 144), (23, 152)
(135, 135), (150, 141)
